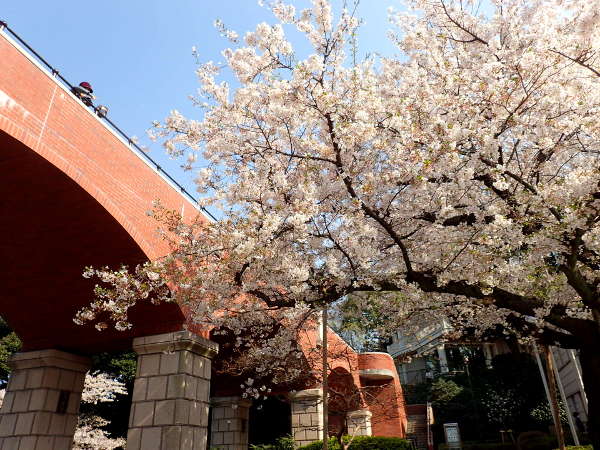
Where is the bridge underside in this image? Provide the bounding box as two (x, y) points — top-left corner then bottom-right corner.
(0, 129), (185, 354)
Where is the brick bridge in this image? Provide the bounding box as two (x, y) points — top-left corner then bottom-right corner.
(0, 25), (406, 449)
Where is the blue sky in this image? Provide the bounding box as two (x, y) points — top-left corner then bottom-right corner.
(3, 1), (397, 201)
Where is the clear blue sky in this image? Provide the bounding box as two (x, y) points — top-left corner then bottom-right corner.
(3, 1), (397, 199)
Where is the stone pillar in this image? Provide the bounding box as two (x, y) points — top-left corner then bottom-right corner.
(0, 349), (90, 450)
(436, 344), (449, 373)
(126, 331), (218, 450)
(290, 388), (323, 448)
(346, 409), (372, 437)
(209, 396), (251, 450)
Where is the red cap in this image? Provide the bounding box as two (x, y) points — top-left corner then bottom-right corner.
(79, 81), (93, 92)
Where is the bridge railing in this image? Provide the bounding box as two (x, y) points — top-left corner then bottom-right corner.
(0, 20), (217, 222)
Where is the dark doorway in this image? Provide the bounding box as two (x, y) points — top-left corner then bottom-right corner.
(249, 396), (292, 446)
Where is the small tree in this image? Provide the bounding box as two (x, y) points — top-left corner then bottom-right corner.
(74, 371), (128, 450)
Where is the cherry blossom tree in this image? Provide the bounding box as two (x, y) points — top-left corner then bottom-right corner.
(75, 371), (127, 450)
(79, 0), (600, 446)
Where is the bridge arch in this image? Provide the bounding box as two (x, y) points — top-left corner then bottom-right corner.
(0, 28), (205, 353)
(0, 23), (222, 450)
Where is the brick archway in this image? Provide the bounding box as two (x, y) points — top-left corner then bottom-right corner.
(0, 129), (186, 352)
(0, 25), (220, 449)
(0, 30), (206, 353)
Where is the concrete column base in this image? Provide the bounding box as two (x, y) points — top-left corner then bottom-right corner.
(126, 331), (218, 450)
(290, 388), (324, 448)
(346, 409), (372, 437)
(0, 349), (90, 450)
(210, 396), (251, 450)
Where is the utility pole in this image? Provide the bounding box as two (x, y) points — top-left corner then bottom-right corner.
(322, 306), (329, 450)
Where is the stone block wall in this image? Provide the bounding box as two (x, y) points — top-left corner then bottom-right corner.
(0, 349), (90, 450)
(290, 389), (323, 448)
(210, 396), (251, 450)
(126, 331), (218, 450)
(346, 409), (372, 437)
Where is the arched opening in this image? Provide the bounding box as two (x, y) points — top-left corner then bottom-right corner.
(249, 396), (292, 446)
(329, 366), (362, 436)
(0, 129), (185, 354)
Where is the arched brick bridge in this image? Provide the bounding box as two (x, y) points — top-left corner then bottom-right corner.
(0, 26), (406, 450)
(0, 27), (209, 354)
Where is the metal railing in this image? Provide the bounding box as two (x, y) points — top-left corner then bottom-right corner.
(0, 20), (217, 222)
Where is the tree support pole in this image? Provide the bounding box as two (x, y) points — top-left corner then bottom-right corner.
(568, 350), (588, 413)
(543, 345), (566, 450)
(322, 306), (329, 450)
(550, 347), (580, 446)
(533, 345), (556, 421)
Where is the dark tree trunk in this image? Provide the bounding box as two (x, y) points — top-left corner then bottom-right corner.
(322, 307), (329, 450)
(579, 346), (600, 449)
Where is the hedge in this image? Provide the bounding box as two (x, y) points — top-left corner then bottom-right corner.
(438, 443), (515, 450)
(297, 436), (412, 450)
(249, 435), (295, 450)
(437, 439), (593, 450)
(554, 447), (593, 450)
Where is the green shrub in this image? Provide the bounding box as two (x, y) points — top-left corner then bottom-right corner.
(297, 437), (339, 450)
(517, 431), (557, 450)
(298, 436), (412, 450)
(249, 435), (295, 450)
(438, 442), (515, 450)
(555, 447), (593, 450)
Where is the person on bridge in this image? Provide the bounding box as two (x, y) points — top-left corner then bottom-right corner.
(71, 81), (95, 107)
(95, 104), (109, 118)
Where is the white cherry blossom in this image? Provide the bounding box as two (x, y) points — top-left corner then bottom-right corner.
(79, 1), (600, 445)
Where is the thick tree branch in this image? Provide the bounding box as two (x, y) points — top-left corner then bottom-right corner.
(550, 48), (600, 78)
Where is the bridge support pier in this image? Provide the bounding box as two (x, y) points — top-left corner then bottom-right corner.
(0, 349), (90, 450)
(290, 388), (324, 448)
(346, 409), (372, 437)
(210, 396), (251, 450)
(126, 331), (218, 450)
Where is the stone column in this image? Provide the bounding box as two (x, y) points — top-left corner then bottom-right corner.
(346, 409), (372, 437)
(209, 396), (251, 450)
(0, 349), (90, 450)
(126, 331), (218, 450)
(290, 388), (323, 448)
